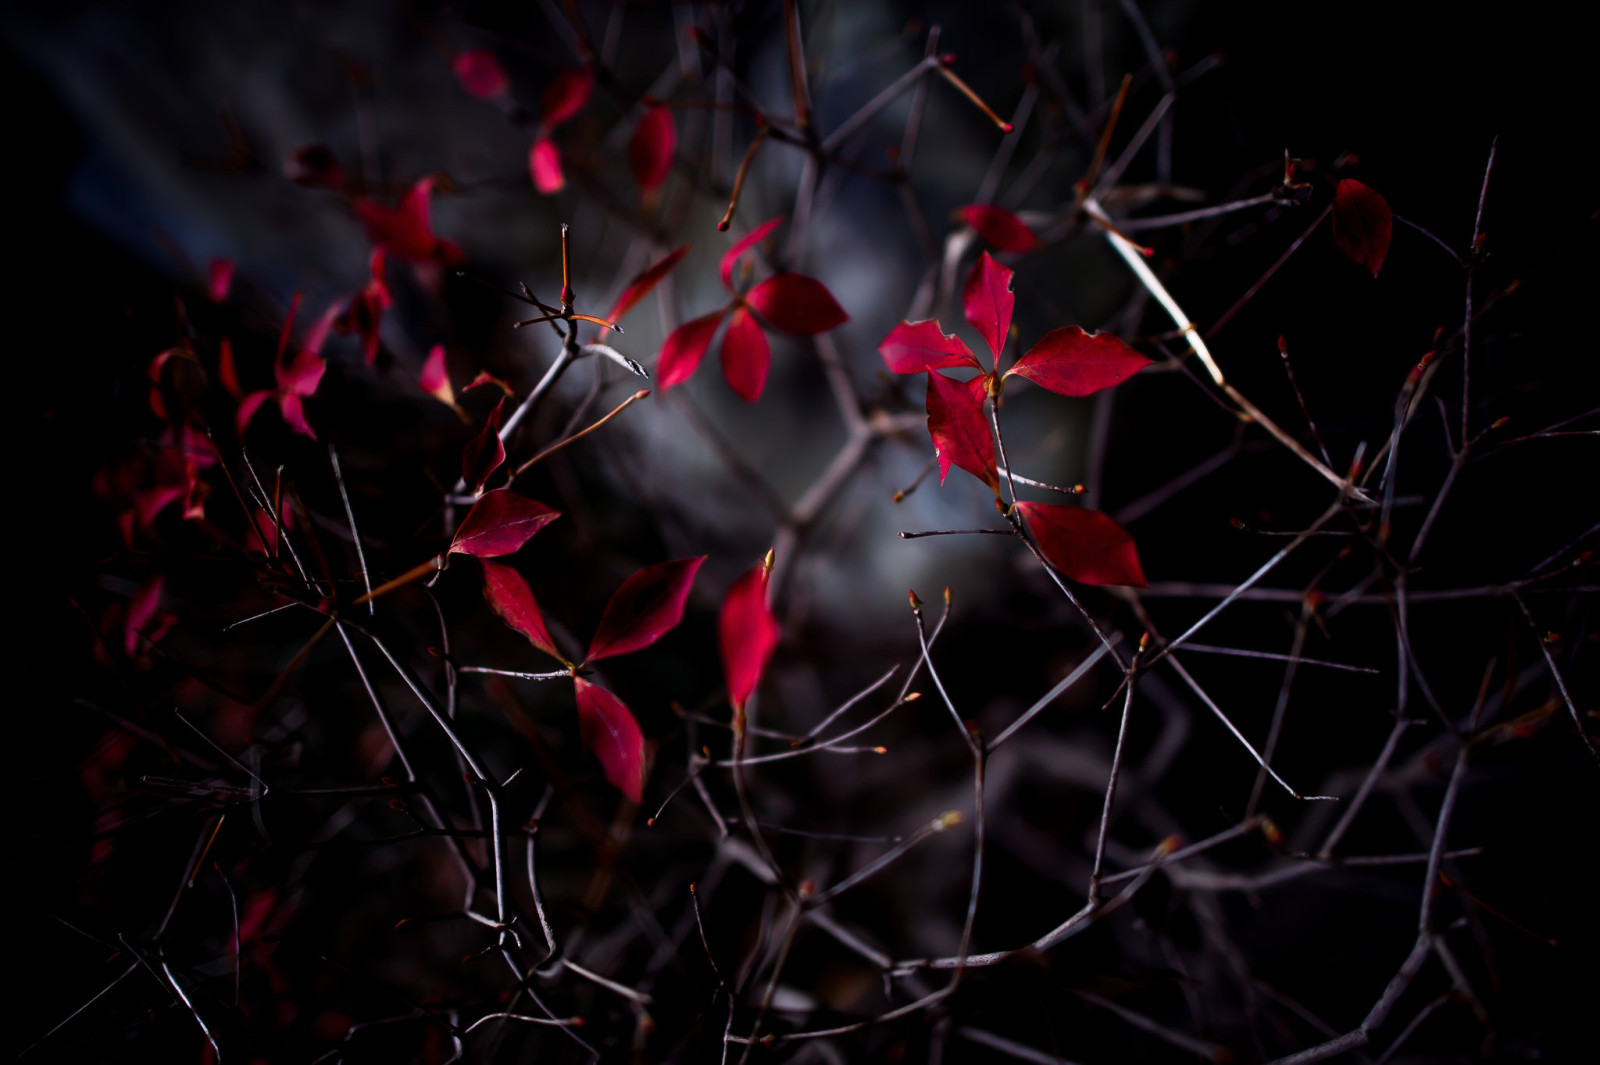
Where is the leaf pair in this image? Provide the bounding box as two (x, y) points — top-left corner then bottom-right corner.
(482, 556), (706, 802)
(658, 217), (848, 402)
(530, 68), (593, 194)
(879, 252), (1151, 494)
(332, 249), (393, 365)
(238, 293), (337, 440)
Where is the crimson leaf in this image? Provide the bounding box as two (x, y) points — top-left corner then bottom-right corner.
(585, 556), (706, 663)
(926, 369), (998, 493)
(420, 345), (455, 406)
(573, 678), (646, 803)
(720, 307), (771, 402)
(461, 397), (506, 493)
(720, 562), (779, 711)
(530, 139), (564, 194)
(481, 560), (563, 662)
(607, 246), (690, 324)
(540, 68), (592, 129)
(878, 319), (982, 375)
(1332, 179), (1393, 278)
(629, 105), (676, 196)
(449, 489), (560, 558)
(657, 310), (726, 390)
(958, 205), (1039, 253)
(453, 50), (508, 100)
(744, 274), (848, 336)
(355, 177), (463, 265)
(962, 251), (1014, 365)
(720, 216), (784, 290)
(1005, 326), (1151, 396)
(1015, 501), (1146, 587)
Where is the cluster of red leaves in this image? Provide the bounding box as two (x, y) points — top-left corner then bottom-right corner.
(355, 176), (464, 266)
(658, 218), (848, 401)
(879, 252), (1149, 587)
(237, 293), (334, 440)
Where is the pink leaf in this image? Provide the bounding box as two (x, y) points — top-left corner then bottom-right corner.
(449, 489), (560, 558)
(573, 678), (646, 803)
(356, 177), (463, 265)
(585, 556), (706, 663)
(1015, 501), (1146, 587)
(878, 319), (982, 375)
(462, 397), (507, 493)
(278, 393), (316, 440)
(453, 49), (508, 100)
(1005, 326), (1151, 396)
(529, 139), (565, 194)
(629, 105), (676, 195)
(925, 370), (998, 493)
(277, 348), (326, 398)
(481, 560), (563, 662)
(657, 310), (725, 390)
(219, 338), (243, 400)
(541, 68), (593, 129)
(958, 205), (1040, 253)
(720, 216), (785, 290)
(606, 245), (690, 324)
(237, 390), (274, 435)
(125, 577), (165, 656)
(719, 562), (779, 711)
(1332, 179), (1393, 277)
(744, 274), (848, 336)
(962, 251), (1014, 365)
(420, 345), (455, 406)
(720, 306), (771, 402)
(208, 258), (235, 302)
(135, 486), (184, 527)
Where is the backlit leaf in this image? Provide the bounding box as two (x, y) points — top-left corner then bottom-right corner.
(629, 105), (676, 196)
(277, 348), (326, 398)
(607, 245), (690, 325)
(878, 319), (981, 375)
(573, 678), (646, 803)
(356, 177), (464, 265)
(585, 556), (706, 662)
(962, 251), (1014, 365)
(720, 216), (784, 290)
(744, 274), (848, 335)
(541, 68), (593, 129)
(1005, 326), (1151, 396)
(461, 397), (506, 493)
(420, 345), (455, 406)
(958, 205), (1039, 253)
(1332, 179), (1393, 277)
(450, 489), (560, 558)
(453, 49), (508, 100)
(926, 369), (998, 493)
(530, 139), (564, 194)
(481, 560), (563, 662)
(1015, 501), (1146, 587)
(657, 310), (725, 390)
(719, 306), (770, 402)
(278, 393), (316, 440)
(720, 561), (779, 711)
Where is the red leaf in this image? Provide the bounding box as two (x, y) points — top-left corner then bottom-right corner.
(125, 577), (164, 656)
(208, 258), (235, 301)
(744, 274), (848, 335)
(721, 216), (785, 290)
(1005, 326), (1151, 396)
(481, 560), (563, 662)
(719, 562), (779, 711)
(219, 337), (243, 399)
(878, 319), (982, 375)
(278, 393), (316, 440)
(420, 345), (455, 406)
(1332, 179), (1393, 277)
(573, 678), (646, 803)
(720, 306), (771, 402)
(529, 139), (564, 194)
(925, 370), (998, 493)
(277, 348), (326, 398)
(449, 489), (560, 558)
(237, 391), (274, 435)
(585, 556), (706, 662)
(453, 49), (508, 100)
(541, 68), (593, 130)
(958, 205), (1039, 253)
(356, 177), (463, 265)
(606, 245), (690, 326)
(962, 251), (1014, 365)
(462, 397), (507, 493)
(657, 310), (725, 390)
(629, 105), (676, 196)
(1015, 502), (1146, 587)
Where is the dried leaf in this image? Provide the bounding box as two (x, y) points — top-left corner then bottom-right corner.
(585, 556), (706, 663)
(1005, 326), (1151, 396)
(573, 678), (646, 803)
(1015, 501), (1146, 587)
(449, 489), (560, 558)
